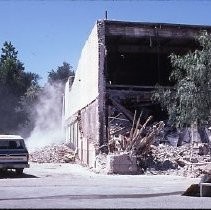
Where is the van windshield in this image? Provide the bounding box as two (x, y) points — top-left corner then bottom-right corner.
(0, 139), (25, 150)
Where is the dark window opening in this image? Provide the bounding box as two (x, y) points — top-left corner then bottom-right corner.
(105, 36), (199, 87)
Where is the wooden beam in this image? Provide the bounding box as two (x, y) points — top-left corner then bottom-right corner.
(109, 97), (134, 123)
(106, 25), (204, 39)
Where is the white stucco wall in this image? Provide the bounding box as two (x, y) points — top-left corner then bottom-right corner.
(64, 22), (99, 121)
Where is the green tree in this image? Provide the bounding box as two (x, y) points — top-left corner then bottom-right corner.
(18, 83), (42, 138)
(153, 31), (211, 137)
(48, 62), (75, 86)
(0, 41), (40, 133)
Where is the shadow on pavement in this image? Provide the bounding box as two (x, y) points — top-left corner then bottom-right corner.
(0, 170), (39, 179)
(0, 191), (184, 201)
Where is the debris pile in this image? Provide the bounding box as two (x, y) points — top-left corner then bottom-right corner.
(107, 109), (211, 177)
(138, 143), (211, 177)
(29, 143), (76, 163)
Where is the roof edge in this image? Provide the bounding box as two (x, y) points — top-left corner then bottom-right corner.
(97, 19), (211, 30)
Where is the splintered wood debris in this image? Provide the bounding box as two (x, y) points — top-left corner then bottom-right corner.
(29, 143), (76, 163)
(108, 112), (165, 156)
(107, 109), (211, 177)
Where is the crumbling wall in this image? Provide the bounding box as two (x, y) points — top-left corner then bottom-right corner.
(98, 20), (108, 153)
(64, 101), (100, 168)
(63, 21), (101, 167)
(78, 99), (99, 167)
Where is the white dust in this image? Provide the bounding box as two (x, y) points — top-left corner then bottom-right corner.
(26, 82), (65, 152)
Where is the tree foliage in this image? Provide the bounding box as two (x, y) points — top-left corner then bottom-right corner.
(48, 61), (75, 86)
(0, 41), (40, 133)
(152, 31), (211, 128)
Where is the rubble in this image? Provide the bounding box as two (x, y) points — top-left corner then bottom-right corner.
(29, 143), (76, 163)
(106, 109), (211, 177)
(30, 108), (211, 178)
(95, 143), (211, 177)
(138, 143), (211, 178)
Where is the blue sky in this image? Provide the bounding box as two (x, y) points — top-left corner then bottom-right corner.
(0, 0), (211, 85)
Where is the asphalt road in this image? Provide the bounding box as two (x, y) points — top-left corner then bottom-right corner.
(0, 162), (210, 209)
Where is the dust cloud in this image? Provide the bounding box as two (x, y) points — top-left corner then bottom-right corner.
(26, 82), (65, 152)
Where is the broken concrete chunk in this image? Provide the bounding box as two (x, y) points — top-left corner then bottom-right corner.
(106, 153), (137, 174)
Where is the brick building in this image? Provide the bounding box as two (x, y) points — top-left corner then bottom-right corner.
(63, 20), (211, 168)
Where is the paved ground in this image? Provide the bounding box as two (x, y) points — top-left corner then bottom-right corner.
(0, 162), (210, 209)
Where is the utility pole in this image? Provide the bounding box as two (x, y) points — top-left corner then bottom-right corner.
(105, 10), (108, 20)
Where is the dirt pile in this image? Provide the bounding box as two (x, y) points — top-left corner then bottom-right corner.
(29, 143), (76, 163)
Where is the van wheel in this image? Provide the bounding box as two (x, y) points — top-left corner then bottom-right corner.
(16, 169), (23, 175)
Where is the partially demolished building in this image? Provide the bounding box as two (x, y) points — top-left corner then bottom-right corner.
(63, 20), (211, 168)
